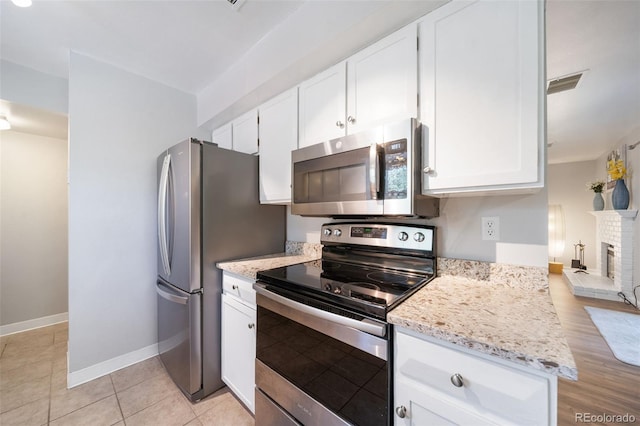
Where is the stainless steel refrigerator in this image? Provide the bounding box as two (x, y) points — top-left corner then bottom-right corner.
(156, 138), (285, 401)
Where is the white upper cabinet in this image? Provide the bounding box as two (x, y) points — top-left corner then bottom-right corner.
(211, 110), (258, 154)
(232, 109), (259, 155)
(211, 122), (232, 150)
(298, 25), (418, 148)
(419, 0), (545, 195)
(258, 88), (299, 204)
(346, 24), (418, 134)
(298, 62), (347, 148)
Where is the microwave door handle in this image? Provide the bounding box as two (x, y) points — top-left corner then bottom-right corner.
(369, 143), (379, 199)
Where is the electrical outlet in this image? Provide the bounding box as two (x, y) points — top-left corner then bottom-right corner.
(482, 217), (500, 241)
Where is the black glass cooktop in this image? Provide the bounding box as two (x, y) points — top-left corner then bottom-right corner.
(257, 259), (434, 320)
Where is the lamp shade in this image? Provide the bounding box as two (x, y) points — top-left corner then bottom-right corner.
(548, 204), (566, 259)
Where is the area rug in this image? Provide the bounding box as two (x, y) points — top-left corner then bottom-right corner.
(584, 306), (640, 367)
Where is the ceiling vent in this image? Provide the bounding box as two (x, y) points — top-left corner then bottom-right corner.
(227, 0), (246, 12)
(547, 72), (583, 95)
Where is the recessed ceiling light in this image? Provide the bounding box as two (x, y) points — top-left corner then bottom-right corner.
(0, 116), (11, 131)
(11, 0), (32, 7)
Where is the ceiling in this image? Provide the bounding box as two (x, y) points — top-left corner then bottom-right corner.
(1, 0), (639, 164)
(546, 0), (640, 164)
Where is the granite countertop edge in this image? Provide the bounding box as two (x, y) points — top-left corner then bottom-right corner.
(388, 276), (578, 381)
(389, 315), (578, 381)
(217, 250), (321, 280)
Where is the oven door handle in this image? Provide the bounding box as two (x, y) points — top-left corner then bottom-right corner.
(254, 283), (386, 337)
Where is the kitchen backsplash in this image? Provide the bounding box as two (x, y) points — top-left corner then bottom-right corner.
(437, 257), (548, 291)
(285, 241), (323, 258)
(283, 242), (547, 291)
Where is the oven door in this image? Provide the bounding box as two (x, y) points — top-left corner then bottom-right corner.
(254, 283), (390, 426)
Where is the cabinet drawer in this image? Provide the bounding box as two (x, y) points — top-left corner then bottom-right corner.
(222, 271), (256, 305)
(395, 329), (551, 425)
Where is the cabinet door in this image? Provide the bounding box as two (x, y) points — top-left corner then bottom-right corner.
(233, 109), (259, 155)
(258, 88), (298, 204)
(221, 294), (256, 413)
(211, 122), (232, 150)
(395, 378), (494, 426)
(347, 24), (418, 134)
(394, 328), (553, 426)
(298, 62), (347, 148)
(419, 0), (544, 194)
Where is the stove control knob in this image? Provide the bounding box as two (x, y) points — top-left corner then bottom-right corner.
(414, 232), (425, 242)
(398, 231), (409, 241)
(333, 229), (342, 237)
(323, 228), (332, 236)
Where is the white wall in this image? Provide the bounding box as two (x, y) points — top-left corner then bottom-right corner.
(626, 132), (640, 303)
(0, 131), (68, 329)
(67, 52), (204, 382)
(0, 60), (68, 114)
(427, 191), (549, 266)
(548, 126), (639, 301)
(286, 207), (327, 244)
(548, 160), (598, 269)
(287, 190), (549, 267)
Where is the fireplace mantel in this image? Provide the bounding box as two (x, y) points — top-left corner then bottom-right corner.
(589, 210), (638, 220)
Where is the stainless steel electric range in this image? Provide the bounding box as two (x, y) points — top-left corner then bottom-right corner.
(254, 222), (436, 426)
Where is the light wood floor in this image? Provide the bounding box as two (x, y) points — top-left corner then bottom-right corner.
(549, 273), (640, 425)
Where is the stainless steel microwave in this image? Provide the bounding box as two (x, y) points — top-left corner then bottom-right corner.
(291, 118), (439, 217)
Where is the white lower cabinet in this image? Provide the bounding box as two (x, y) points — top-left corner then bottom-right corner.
(394, 327), (557, 426)
(221, 273), (257, 413)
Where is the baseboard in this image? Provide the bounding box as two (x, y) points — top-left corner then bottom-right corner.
(67, 343), (159, 389)
(0, 312), (69, 336)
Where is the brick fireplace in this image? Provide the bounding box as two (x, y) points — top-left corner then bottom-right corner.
(564, 210), (637, 301)
(593, 210), (637, 295)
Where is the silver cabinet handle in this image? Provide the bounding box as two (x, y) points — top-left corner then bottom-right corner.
(335, 120), (344, 128)
(395, 406), (407, 418)
(347, 115), (356, 124)
(248, 323), (255, 329)
(451, 373), (464, 387)
(423, 166), (434, 174)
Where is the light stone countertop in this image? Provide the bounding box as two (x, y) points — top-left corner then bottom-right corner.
(388, 275), (578, 380)
(218, 248), (577, 381)
(217, 245), (321, 280)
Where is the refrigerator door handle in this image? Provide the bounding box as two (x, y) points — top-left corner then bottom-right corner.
(158, 154), (172, 276)
(156, 282), (189, 305)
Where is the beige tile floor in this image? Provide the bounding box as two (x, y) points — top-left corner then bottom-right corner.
(0, 322), (254, 425)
